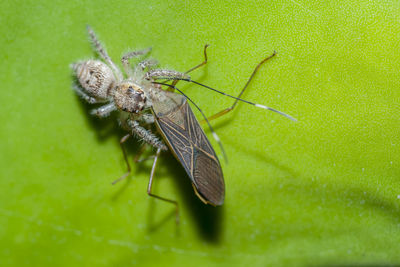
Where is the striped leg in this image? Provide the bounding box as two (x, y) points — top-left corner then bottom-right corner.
(203, 51), (277, 123)
(167, 44), (209, 92)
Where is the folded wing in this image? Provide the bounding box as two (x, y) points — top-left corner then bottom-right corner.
(151, 91), (224, 206)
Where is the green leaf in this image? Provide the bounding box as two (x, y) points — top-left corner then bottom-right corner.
(1, 0), (399, 266)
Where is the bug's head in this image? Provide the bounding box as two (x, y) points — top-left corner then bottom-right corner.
(113, 82), (147, 113)
(71, 60), (115, 100)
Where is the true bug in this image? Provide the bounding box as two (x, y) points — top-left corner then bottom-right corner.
(71, 26), (295, 223)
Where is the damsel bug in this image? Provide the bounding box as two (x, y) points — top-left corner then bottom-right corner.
(71, 26), (296, 223)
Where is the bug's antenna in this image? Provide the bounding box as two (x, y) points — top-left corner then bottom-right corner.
(153, 82), (228, 163)
(158, 78), (297, 122)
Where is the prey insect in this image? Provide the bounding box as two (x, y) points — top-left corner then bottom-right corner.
(71, 26), (295, 223)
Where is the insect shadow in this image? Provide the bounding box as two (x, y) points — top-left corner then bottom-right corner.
(164, 153), (224, 242)
(73, 86), (124, 143)
(74, 90), (223, 241)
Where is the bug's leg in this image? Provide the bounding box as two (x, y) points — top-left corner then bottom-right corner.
(133, 144), (156, 163)
(147, 148), (180, 224)
(112, 143), (153, 185)
(72, 84), (104, 104)
(185, 44), (209, 75)
(86, 25), (123, 81)
(121, 47), (152, 76)
(112, 134), (132, 185)
(201, 51), (277, 123)
(166, 44), (209, 92)
(90, 103), (116, 117)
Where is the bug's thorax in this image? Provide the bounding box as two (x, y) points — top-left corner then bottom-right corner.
(113, 81), (151, 113)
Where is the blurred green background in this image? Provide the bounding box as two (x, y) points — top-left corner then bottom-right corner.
(1, 0), (399, 266)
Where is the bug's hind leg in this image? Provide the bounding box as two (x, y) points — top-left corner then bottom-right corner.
(147, 148), (180, 225)
(201, 51), (277, 123)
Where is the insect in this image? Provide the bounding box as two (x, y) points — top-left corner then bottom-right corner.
(71, 26), (296, 223)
